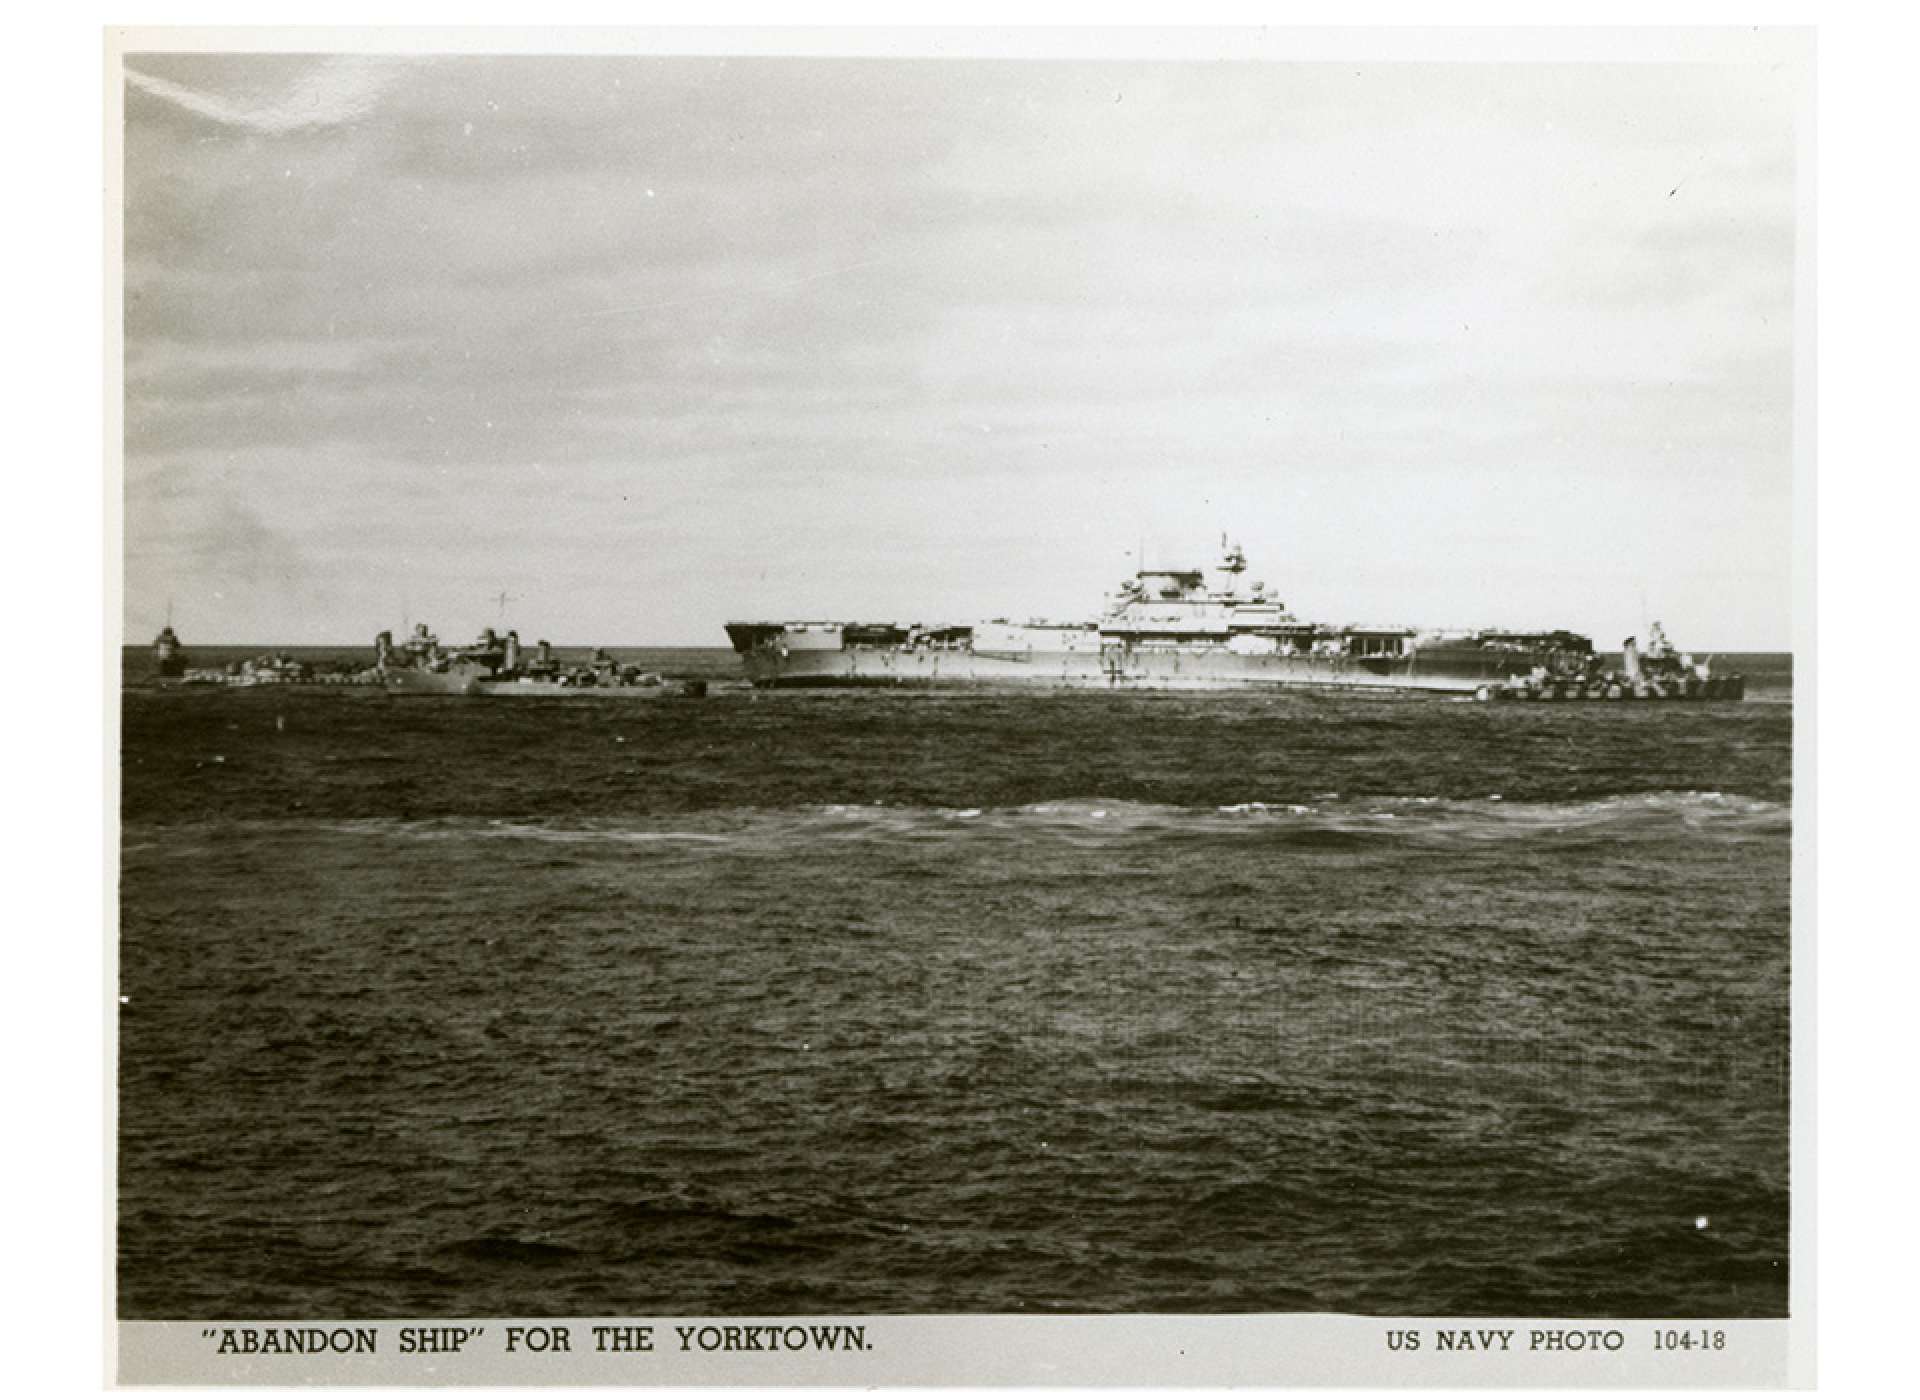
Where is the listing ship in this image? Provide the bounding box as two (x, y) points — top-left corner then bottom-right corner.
(375, 624), (705, 698)
(725, 542), (1742, 700)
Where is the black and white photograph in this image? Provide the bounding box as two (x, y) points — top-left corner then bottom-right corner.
(109, 26), (1810, 1386)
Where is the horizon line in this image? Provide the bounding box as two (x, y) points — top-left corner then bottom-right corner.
(118, 638), (1797, 654)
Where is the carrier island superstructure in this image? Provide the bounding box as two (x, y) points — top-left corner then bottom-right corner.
(725, 541), (1743, 699)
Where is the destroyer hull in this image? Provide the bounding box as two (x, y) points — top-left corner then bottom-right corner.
(381, 671), (703, 698)
(468, 680), (703, 698)
(380, 669), (483, 696)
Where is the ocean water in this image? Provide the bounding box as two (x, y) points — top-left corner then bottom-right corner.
(118, 651), (1792, 1319)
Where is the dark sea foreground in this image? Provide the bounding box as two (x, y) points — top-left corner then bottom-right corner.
(118, 651), (1792, 1319)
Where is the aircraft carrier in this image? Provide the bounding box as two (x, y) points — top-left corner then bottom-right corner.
(725, 541), (1742, 699)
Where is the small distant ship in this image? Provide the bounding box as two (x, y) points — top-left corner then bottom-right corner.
(725, 541), (1743, 700)
(374, 624), (705, 698)
(151, 625), (187, 679)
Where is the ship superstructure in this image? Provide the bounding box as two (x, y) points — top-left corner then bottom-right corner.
(726, 541), (1736, 697)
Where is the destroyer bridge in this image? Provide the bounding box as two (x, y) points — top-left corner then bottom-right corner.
(725, 542), (1741, 700)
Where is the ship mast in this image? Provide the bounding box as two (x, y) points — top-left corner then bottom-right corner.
(1217, 535), (1247, 596)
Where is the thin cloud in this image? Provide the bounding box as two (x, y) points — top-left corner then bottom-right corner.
(124, 57), (410, 135)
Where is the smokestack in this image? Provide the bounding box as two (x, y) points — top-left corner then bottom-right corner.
(1623, 636), (1640, 681)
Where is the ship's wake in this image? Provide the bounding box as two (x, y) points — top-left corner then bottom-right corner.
(141, 789), (1787, 857)
(787, 791), (1788, 850)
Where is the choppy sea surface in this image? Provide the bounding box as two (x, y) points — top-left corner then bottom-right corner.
(119, 649), (1792, 1319)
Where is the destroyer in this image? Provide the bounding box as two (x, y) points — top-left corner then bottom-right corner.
(376, 624), (705, 698)
(725, 541), (1741, 699)
(1487, 622), (1744, 702)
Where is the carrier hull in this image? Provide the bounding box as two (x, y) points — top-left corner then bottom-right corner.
(727, 628), (1555, 694)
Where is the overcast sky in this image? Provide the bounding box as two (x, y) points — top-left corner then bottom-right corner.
(121, 51), (1801, 647)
